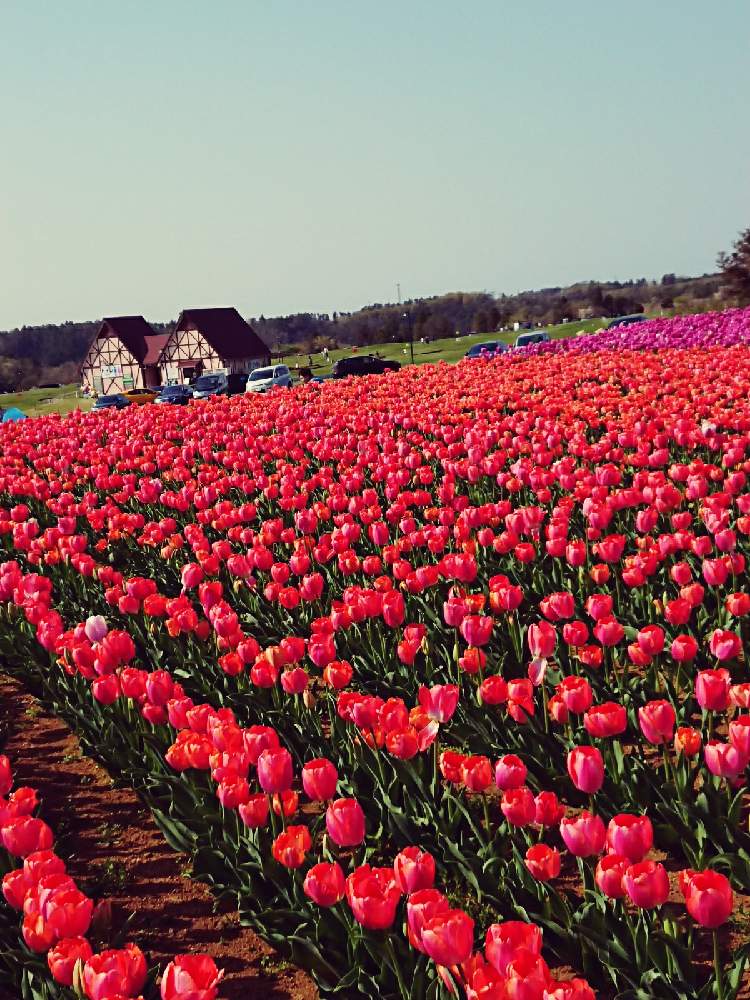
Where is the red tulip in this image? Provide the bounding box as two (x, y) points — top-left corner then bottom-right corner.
(161, 954), (223, 1000)
(47, 936), (94, 986)
(272, 825), (312, 868)
(301, 758), (338, 801)
(461, 615), (494, 647)
(606, 814), (653, 862)
(325, 798), (365, 847)
(729, 716), (750, 757)
(544, 978), (596, 999)
(421, 908), (475, 967)
(595, 854), (629, 899)
(0, 755), (11, 797)
(593, 617), (624, 646)
(623, 860), (669, 908)
(393, 846), (435, 893)
(584, 594), (612, 621)
(345, 865), (401, 930)
(1, 816), (54, 857)
(494, 754), (527, 790)
(525, 844), (561, 882)
(636, 625), (664, 656)
(238, 794), (269, 829)
(709, 629), (742, 661)
(704, 740), (749, 779)
(670, 634), (698, 662)
(557, 676), (593, 714)
(303, 862), (346, 907)
(485, 920), (543, 976)
(562, 621), (589, 646)
(505, 949), (551, 999)
(638, 700), (676, 745)
(439, 750), (467, 783)
(527, 621), (556, 659)
(83, 943), (147, 1000)
(256, 747), (293, 793)
(680, 869), (733, 928)
(674, 726), (702, 757)
(501, 786), (536, 826)
(566, 746), (604, 794)
(461, 756), (493, 792)
(418, 684), (459, 723)
(479, 675), (509, 705)
(534, 791), (564, 827)
(584, 701), (626, 738)
(406, 888), (450, 952)
(559, 812), (606, 857)
(694, 669), (731, 711)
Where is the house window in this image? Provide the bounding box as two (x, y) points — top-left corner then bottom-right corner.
(93, 376), (103, 395)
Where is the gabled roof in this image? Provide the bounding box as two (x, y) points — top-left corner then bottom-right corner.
(173, 307), (269, 360)
(143, 333), (170, 365)
(96, 316), (160, 364)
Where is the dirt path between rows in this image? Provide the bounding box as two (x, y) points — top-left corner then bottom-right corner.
(0, 674), (317, 1000)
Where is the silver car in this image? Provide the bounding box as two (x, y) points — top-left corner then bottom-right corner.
(245, 365), (293, 393)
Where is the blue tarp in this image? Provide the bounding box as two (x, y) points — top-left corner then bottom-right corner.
(2, 408), (26, 422)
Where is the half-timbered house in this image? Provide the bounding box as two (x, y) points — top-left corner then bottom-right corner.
(80, 316), (169, 395)
(158, 308), (270, 385)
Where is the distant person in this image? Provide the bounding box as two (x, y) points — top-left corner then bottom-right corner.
(323, 347), (329, 362)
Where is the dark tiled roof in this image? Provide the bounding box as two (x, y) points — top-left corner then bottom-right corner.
(143, 333), (170, 365)
(174, 307), (269, 360)
(98, 316), (159, 364)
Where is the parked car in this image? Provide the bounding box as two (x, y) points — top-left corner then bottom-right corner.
(245, 365), (293, 393)
(191, 373), (229, 399)
(515, 330), (549, 347)
(464, 341), (507, 359)
(123, 387), (160, 405)
(93, 394), (131, 411)
(331, 356), (401, 378)
(155, 385), (194, 406)
(606, 314), (647, 330)
(311, 373), (335, 383)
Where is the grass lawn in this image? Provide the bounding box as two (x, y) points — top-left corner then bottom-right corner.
(1, 317), (608, 417)
(0, 384), (92, 418)
(280, 317), (607, 375)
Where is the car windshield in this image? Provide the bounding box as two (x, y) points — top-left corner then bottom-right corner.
(470, 343), (499, 354)
(192, 376), (222, 390)
(249, 368), (274, 381)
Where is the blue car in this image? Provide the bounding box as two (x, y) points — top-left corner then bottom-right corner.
(93, 394), (130, 410)
(465, 341), (507, 359)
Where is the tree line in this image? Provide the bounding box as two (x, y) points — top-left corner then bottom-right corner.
(1, 246), (748, 391)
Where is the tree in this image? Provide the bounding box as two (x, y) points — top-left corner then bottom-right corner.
(718, 227), (750, 304)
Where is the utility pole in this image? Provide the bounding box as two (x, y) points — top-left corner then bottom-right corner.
(397, 283), (401, 305)
(403, 312), (414, 365)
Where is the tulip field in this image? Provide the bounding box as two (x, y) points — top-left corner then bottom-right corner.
(2, 306), (750, 999)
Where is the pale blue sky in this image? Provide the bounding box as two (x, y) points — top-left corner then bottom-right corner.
(1, 1), (748, 329)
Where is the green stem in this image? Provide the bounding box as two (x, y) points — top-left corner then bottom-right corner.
(385, 935), (409, 1000)
(714, 930), (725, 1000)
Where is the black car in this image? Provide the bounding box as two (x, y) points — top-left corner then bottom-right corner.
(155, 385), (194, 406)
(93, 394), (131, 410)
(465, 341), (507, 359)
(606, 314), (647, 330)
(331, 355), (401, 378)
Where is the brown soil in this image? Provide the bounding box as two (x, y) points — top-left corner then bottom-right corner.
(0, 674), (317, 1000)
